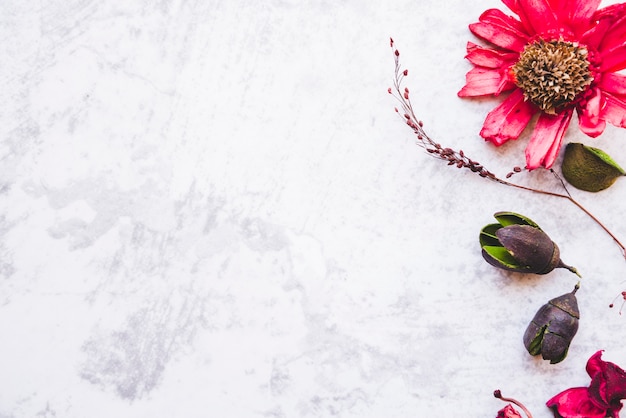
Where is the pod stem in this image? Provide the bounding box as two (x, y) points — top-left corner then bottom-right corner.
(494, 390), (534, 418)
(558, 260), (582, 278)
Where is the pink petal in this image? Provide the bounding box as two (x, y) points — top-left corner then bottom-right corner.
(586, 350), (626, 410)
(600, 44), (626, 73)
(502, 0), (521, 15)
(546, 387), (608, 418)
(598, 14), (626, 52)
(588, 4), (626, 50)
(593, 3), (626, 24)
(599, 73), (626, 95)
(515, 0), (560, 36)
(581, 17), (613, 50)
(469, 8), (529, 52)
(561, 0), (601, 33)
(479, 89), (535, 145)
(497, 404), (522, 418)
(465, 42), (519, 68)
(577, 87), (606, 137)
(458, 67), (515, 97)
(587, 351), (608, 379)
(602, 93), (626, 128)
(525, 109), (572, 169)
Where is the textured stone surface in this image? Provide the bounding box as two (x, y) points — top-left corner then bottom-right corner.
(1, 0), (626, 416)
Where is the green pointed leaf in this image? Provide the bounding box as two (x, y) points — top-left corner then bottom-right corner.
(479, 223), (501, 247)
(482, 245), (525, 269)
(493, 211), (541, 229)
(527, 324), (547, 356)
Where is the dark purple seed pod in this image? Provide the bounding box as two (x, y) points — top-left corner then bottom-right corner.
(523, 284), (580, 364)
(479, 212), (580, 277)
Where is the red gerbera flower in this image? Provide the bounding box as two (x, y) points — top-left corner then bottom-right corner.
(459, 0), (626, 170)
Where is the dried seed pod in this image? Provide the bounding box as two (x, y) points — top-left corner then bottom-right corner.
(561, 142), (625, 192)
(523, 284), (580, 364)
(479, 212), (580, 276)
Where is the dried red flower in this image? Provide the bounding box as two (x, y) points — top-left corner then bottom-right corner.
(547, 350), (626, 417)
(498, 404), (524, 418)
(459, 0), (626, 170)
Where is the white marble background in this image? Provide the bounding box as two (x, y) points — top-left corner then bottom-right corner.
(2, 1), (626, 417)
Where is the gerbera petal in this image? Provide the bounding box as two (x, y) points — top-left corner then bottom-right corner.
(598, 14), (626, 52)
(600, 44), (626, 73)
(593, 3), (626, 24)
(465, 42), (519, 68)
(516, 0), (560, 36)
(602, 93), (626, 128)
(458, 67), (515, 97)
(469, 9), (529, 52)
(502, 0), (521, 15)
(599, 73), (626, 95)
(479, 89), (535, 145)
(525, 109), (572, 169)
(546, 387), (608, 418)
(564, 0), (602, 33)
(581, 17), (613, 49)
(586, 4), (626, 48)
(577, 87), (606, 137)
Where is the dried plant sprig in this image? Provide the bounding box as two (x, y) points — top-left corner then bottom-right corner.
(609, 291), (626, 314)
(388, 38), (626, 260)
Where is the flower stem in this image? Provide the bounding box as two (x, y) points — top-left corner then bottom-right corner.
(494, 390), (534, 418)
(497, 174), (626, 259)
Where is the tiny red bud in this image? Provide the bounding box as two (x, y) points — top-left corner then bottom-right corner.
(387, 87), (392, 94)
(403, 69), (408, 76)
(404, 92), (409, 99)
(394, 107), (399, 113)
(390, 37), (394, 47)
(394, 49), (399, 56)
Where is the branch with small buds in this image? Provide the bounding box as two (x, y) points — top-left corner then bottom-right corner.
(389, 38), (626, 261)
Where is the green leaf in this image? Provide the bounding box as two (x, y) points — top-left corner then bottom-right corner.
(527, 324), (547, 356)
(482, 245), (525, 269)
(586, 145), (626, 175)
(493, 211), (541, 229)
(479, 223), (501, 247)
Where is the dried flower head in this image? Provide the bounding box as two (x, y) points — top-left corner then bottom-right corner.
(512, 40), (592, 114)
(459, 0), (626, 170)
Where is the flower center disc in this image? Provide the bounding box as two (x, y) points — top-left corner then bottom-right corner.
(513, 40), (593, 114)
